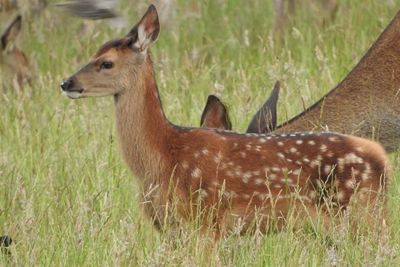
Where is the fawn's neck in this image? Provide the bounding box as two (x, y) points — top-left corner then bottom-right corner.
(114, 55), (175, 183)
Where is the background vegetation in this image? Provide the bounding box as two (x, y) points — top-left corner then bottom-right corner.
(1, 0), (400, 265)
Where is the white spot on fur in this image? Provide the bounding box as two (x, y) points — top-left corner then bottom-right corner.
(344, 153), (363, 164)
(268, 174), (278, 180)
(246, 144), (252, 150)
(295, 160), (302, 165)
(365, 162), (372, 174)
(272, 167), (281, 172)
(309, 191), (317, 200)
(214, 151), (223, 164)
(242, 194), (250, 199)
(191, 168), (202, 178)
(289, 147), (297, 153)
(258, 193), (271, 201)
(253, 170), (261, 176)
(310, 159), (321, 168)
(346, 179), (357, 189)
(255, 145), (262, 151)
(202, 148), (209, 155)
(286, 158), (293, 163)
(181, 161), (189, 169)
(308, 140), (316, 145)
(303, 157), (310, 163)
(194, 152), (200, 158)
(296, 140), (303, 145)
(259, 138), (267, 143)
(235, 169), (242, 177)
(255, 178), (265, 185)
(361, 172), (370, 181)
(240, 152), (246, 158)
(320, 144), (328, 152)
(292, 168), (301, 176)
(273, 184), (282, 188)
(233, 142), (238, 148)
(277, 142), (284, 146)
(277, 153), (285, 159)
(324, 165), (332, 175)
(337, 158), (345, 172)
(242, 172), (252, 183)
(329, 136), (339, 142)
(336, 191), (345, 201)
(199, 189), (208, 198)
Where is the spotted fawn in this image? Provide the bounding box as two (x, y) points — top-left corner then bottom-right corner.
(61, 5), (390, 237)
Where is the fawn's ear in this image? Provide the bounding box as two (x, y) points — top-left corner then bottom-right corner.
(200, 95), (232, 130)
(1, 15), (22, 50)
(127, 5), (160, 52)
(246, 80), (280, 133)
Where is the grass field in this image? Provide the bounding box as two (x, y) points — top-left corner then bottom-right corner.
(1, 0), (400, 266)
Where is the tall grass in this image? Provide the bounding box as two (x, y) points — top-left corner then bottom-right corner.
(1, 0), (400, 265)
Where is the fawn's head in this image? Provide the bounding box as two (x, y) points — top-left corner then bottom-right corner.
(1, 15), (31, 89)
(60, 5), (160, 99)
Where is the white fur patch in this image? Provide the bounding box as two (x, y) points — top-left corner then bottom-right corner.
(191, 168), (202, 178)
(320, 144), (328, 152)
(181, 161), (189, 169)
(214, 151), (223, 164)
(242, 172), (252, 183)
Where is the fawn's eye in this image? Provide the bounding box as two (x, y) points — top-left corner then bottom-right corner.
(100, 61), (114, 70)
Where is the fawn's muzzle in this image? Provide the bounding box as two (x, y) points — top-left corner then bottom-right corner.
(60, 79), (74, 91)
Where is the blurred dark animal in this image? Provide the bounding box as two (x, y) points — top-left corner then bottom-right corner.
(274, 0), (338, 36)
(1, 15), (32, 91)
(56, 0), (119, 19)
(0, 235), (12, 256)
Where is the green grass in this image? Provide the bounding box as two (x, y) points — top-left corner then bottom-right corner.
(1, 0), (400, 265)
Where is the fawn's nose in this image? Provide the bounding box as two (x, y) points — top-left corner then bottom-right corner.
(60, 79), (73, 91)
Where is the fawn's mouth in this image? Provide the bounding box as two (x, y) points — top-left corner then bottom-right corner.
(62, 88), (84, 99)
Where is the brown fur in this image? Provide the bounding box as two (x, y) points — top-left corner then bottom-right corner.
(63, 5), (390, 237)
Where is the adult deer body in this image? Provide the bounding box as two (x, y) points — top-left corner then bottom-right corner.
(273, 10), (400, 153)
(61, 6), (389, 236)
(203, 10), (400, 153)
